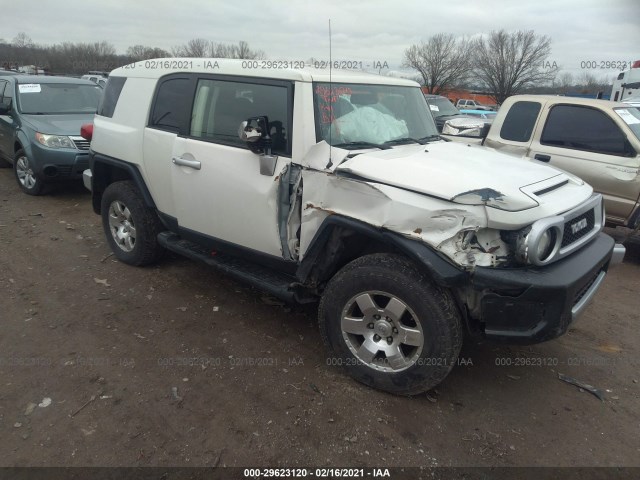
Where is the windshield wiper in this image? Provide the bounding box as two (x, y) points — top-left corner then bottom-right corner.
(421, 135), (443, 143)
(333, 141), (391, 150)
(384, 137), (427, 146)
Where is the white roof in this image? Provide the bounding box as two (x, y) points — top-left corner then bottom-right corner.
(109, 58), (419, 86)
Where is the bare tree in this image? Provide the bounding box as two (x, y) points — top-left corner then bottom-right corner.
(12, 32), (34, 48)
(232, 40), (265, 59)
(127, 44), (170, 61)
(403, 34), (473, 94)
(472, 30), (558, 104)
(92, 41), (116, 57)
(556, 71), (574, 93)
(576, 72), (608, 94)
(172, 39), (265, 59)
(208, 40), (265, 59)
(173, 38), (209, 57)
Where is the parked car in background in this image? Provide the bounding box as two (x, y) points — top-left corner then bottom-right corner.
(0, 75), (102, 195)
(424, 94), (493, 132)
(477, 95), (640, 229)
(441, 117), (492, 138)
(456, 99), (495, 111)
(81, 71), (109, 87)
(459, 109), (498, 120)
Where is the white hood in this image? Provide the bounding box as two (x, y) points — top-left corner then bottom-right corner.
(335, 142), (566, 212)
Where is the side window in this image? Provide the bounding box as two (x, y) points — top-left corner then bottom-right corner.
(541, 105), (630, 156)
(149, 77), (192, 133)
(499, 101), (541, 142)
(189, 78), (291, 155)
(97, 76), (126, 118)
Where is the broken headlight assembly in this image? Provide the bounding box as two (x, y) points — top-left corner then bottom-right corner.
(505, 194), (605, 267)
(501, 218), (563, 266)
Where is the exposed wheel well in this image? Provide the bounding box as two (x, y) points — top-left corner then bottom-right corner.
(90, 158), (156, 214)
(297, 217), (466, 295)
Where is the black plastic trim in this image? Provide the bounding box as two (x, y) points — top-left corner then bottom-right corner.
(89, 152), (156, 213)
(171, 222), (297, 275)
(472, 233), (614, 344)
(157, 232), (298, 303)
(297, 215), (467, 287)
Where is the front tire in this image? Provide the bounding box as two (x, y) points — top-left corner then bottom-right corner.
(319, 254), (462, 395)
(14, 149), (45, 195)
(101, 180), (164, 266)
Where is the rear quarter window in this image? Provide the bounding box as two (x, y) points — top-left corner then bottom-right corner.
(97, 76), (126, 118)
(149, 76), (193, 133)
(500, 101), (541, 142)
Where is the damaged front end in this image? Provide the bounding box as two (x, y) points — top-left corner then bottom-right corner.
(299, 165), (513, 270)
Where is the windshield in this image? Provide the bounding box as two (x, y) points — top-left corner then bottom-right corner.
(17, 83), (102, 114)
(425, 96), (460, 118)
(314, 82), (439, 148)
(614, 107), (640, 142)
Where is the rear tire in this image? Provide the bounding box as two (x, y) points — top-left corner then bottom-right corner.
(101, 180), (165, 266)
(319, 254), (462, 395)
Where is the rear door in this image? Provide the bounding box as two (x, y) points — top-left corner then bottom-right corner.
(528, 103), (640, 223)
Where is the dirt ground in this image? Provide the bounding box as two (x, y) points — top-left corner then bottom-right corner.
(0, 169), (639, 470)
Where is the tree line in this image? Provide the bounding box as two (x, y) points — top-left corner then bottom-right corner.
(1, 30), (611, 104)
(0, 33), (264, 75)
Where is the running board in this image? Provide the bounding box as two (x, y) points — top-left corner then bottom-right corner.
(157, 232), (298, 303)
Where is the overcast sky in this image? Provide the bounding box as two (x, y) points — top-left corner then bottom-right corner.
(3, 0), (639, 81)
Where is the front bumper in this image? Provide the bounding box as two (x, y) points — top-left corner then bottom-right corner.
(470, 233), (621, 344)
(30, 142), (89, 180)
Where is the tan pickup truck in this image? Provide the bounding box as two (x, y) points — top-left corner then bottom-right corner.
(473, 95), (640, 228)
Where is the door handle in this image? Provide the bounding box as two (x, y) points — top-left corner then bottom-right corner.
(172, 156), (201, 170)
(534, 154), (551, 162)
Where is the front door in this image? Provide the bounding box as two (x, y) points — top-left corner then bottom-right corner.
(529, 104), (640, 223)
(170, 76), (293, 258)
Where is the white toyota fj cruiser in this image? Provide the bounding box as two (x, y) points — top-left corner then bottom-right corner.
(83, 59), (624, 395)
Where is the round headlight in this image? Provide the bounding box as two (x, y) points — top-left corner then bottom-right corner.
(536, 228), (556, 261)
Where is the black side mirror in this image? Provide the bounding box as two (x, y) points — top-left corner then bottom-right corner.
(0, 101), (10, 115)
(238, 116), (272, 154)
(238, 116), (279, 176)
(480, 122), (491, 139)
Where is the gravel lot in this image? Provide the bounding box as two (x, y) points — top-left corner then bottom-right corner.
(0, 169), (639, 470)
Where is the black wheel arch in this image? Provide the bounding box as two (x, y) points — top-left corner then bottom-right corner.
(296, 215), (468, 291)
(89, 152), (156, 214)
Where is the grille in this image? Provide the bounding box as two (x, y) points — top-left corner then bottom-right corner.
(70, 136), (90, 151)
(562, 208), (595, 248)
(56, 165), (73, 176)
